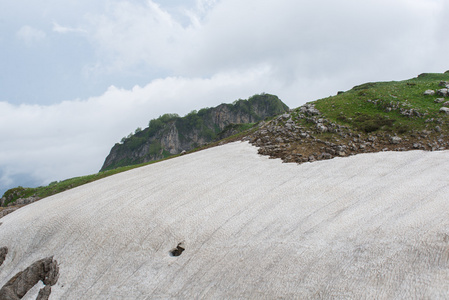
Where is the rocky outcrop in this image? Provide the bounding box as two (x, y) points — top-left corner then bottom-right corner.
(101, 94), (289, 171)
(1, 186), (41, 208)
(0, 208), (19, 219)
(248, 101), (449, 164)
(0, 256), (59, 300)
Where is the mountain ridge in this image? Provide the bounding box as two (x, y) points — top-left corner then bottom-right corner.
(100, 93), (289, 171)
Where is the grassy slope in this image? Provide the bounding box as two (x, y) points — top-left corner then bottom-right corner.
(315, 72), (449, 134)
(250, 72), (449, 164)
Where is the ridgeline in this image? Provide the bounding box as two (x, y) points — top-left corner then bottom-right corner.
(100, 93), (289, 171)
(2, 71), (449, 210)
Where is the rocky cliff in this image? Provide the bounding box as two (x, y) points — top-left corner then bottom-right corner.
(100, 94), (289, 171)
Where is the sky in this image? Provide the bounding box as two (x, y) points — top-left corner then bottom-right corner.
(0, 0), (448, 195)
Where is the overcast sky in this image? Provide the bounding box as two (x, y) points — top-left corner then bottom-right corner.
(1, 0), (448, 195)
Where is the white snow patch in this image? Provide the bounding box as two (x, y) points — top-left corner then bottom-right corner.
(1, 141), (448, 298)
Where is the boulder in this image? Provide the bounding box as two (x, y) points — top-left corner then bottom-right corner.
(316, 124), (328, 132)
(439, 107), (449, 114)
(299, 104), (320, 116)
(0, 257), (59, 299)
(437, 88), (448, 97)
(439, 81), (449, 87)
(390, 136), (402, 144)
(434, 98), (445, 103)
(423, 90), (435, 96)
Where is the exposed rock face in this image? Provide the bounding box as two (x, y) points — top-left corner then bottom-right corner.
(8, 196), (40, 206)
(0, 257), (59, 300)
(100, 94), (289, 171)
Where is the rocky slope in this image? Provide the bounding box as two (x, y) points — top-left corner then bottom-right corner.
(247, 73), (449, 163)
(100, 93), (289, 171)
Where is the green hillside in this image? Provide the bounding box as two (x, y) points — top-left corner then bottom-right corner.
(251, 72), (449, 162)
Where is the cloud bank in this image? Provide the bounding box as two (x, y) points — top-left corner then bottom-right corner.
(0, 70), (277, 191)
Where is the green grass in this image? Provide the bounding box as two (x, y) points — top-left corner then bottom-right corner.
(314, 72), (449, 134)
(1, 156), (177, 206)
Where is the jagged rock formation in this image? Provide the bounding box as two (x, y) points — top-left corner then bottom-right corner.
(0, 257), (59, 300)
(100, 93), (288, 171)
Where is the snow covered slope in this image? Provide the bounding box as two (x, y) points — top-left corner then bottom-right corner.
(1, 142), (448, 299)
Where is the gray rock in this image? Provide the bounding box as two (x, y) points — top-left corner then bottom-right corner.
(0, 257), (59, 299)
(423, 90), (435, 96)
(439, 81), (449, 87)
(316, 124), (328, 132)
(300, 104), (321, 116)
(0, 208), (18, 219)
(275, 137), (284, 143)
(321, 153), (333, 159)
(439, 107), (449, 114)
(434, 98), (445, 103)
(437, 88), (448, 97)
(11, 196), (40, 206)
(390, 136), (402, 144)
(37, 286), (52, 300)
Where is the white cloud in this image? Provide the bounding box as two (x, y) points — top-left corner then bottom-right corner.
(85, 1), (186, 72)
(0, 69), (282, 189)
(52, 22), (86, 34)
(16, 25), (46, 46)
(83, 0), (448, 82)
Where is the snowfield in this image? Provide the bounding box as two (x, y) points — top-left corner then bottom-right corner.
(1, 141), (449, 299)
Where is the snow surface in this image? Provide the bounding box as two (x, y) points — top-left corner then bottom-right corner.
(1, 141), (449, 299)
